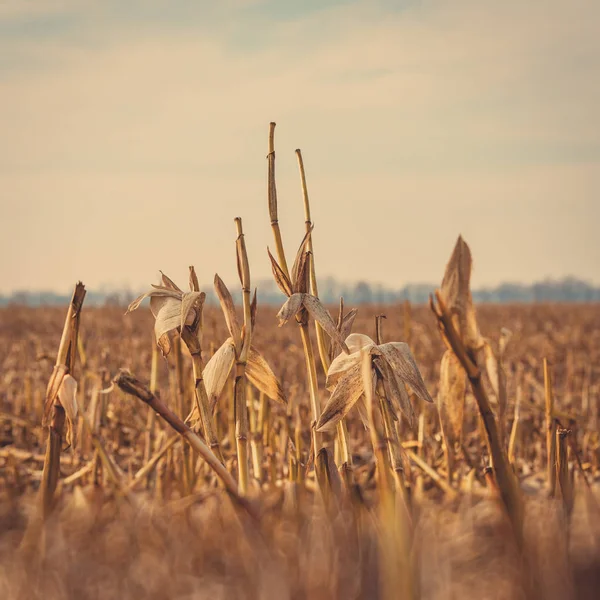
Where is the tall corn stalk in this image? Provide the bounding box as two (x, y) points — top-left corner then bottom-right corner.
(182, 269), (224, 463)
(295, 148), (352, 469)
(430, 238), (523, 545)
(233, 217), (252, 494)
(268, 123), (323, 456)
(40, 282), (86, 518)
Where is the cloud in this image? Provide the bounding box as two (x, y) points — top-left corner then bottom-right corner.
(1, 0), (599, 292)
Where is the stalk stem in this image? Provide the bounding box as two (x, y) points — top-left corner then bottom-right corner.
(431, 291), (523, 544)
(189, 352), (223, 463)
(299, 323), (322, 454)
(296, 147), (352, 467)
(40, 282), (86, 518)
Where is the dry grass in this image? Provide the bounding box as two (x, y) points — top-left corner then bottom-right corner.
(1, 302), (599, 599)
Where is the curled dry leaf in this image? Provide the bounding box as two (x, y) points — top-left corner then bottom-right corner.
(329, 306), (358, 360)
(327, 350), (366, 391)
(321, 333), (432, 432)
(43, 363), (68, 425)
(290, 227), (313, 294)
(151, 294), (199, 356)
(189, 265), (200, 292)
(317, 361), (365, 432)
(376, 342), (433, 404)
(201, 341), (286, 413)
(180, 291), (204, 332)
(276, 294), (350, 354)
(293, 249), (311, 295)
(267, 248), (293, 297)
(160, 271), (183, 293)
(127, 276), (205, 357)
(440, 236), (483, 351)
(247, 347), (286, 405)
(345, 333), (374, 354)
(300, 294), (350, 354)
(127, 288), (179, 314)
(276, 293), (304, 326)
(204, 338), (236, 412)
(214, 275), (242, 351)
(340, 309), (358, 343)
(375, 357), (414, 427)
(437, 350), (466, 448)
(290, 227), (313, 287)
(326, 333), (374, 389)
(58, 374), (79, 448)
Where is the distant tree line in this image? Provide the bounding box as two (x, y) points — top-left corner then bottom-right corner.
(2, 276), (599, 307)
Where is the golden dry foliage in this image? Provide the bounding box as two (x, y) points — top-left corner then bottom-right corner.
(437, 349), (466, 449)
(1, 303), (600, 599)
(439, 235), (483, 352)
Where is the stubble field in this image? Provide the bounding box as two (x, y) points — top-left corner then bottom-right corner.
(1, 301), (599, 599)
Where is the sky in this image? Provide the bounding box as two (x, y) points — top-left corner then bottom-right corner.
(1, 0), (599, 294)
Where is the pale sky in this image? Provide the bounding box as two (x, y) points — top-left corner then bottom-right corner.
(1, 0), (599, 294)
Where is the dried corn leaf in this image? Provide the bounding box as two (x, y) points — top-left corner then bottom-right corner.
(301, 294), (350, 354)
(437, 350), (466, 447)
(440, 236), (483, 351)
(375, 357), (415, 427)
(290, 226), (313, 289)
(340, 309), (358, 341)
(267, 248), (293, 297)
(293, 249), (311, 294)
(377, 342), (433, 404)
(189, 265), (200, 292)
(214, 275), (241, 350)
(326, 351), (361, 390)
(330, 309), (359, 358)
(317, 361), (365, 432)
(44, 363), (68, 424)
(346, 333), (374, 354)
(126, 288), (179, 314)
(151, 296), (193, 356)
(180, 291), (204, 332)
(59, 374), (79, 448)
(276, 293), (304, 326)
(247, 346), (286, 405)
(160, 271), (183, 292)
(204, 338), (236, 412)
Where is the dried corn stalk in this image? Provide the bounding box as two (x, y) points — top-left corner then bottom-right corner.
(127, 270), (223, 462)
(431, 236), (523, 544)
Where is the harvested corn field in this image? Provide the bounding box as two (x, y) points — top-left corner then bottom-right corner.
(1, 126), (600, 600)
(2, 296), (600, 599)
